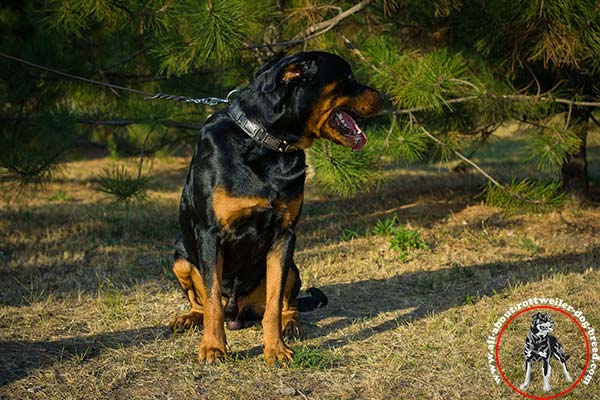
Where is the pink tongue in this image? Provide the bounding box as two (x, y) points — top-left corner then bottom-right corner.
(341, 112), (367, 151)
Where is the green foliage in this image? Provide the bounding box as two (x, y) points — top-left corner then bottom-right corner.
(340, 228), (362, 241)
(525, 125), (583, 173)
(365, 39), (472, 111)
(96, 165), (151, 203)
(470, 0), (600, 71)
(372, 216), (401, 237)
(290, 346), (341, 370)
(483, 179), (565, 212)
(42, 0), (126, 37)
(389, 226), (429, 261)
(152, 0), (250, 76)
(516, 236), (541, 253)
(0, 107), (78, 186)
(464, 293), (478, 305)
(49, 190), (71, 202)
(372, 216), (429, 261)
(310, 141), (381, 197)
(371, 117), (430, 164)
(3, 0), (600, 203)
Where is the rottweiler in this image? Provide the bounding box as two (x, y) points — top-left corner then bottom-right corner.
(169, 51), (383, 364)
(520, 312), (572, 392)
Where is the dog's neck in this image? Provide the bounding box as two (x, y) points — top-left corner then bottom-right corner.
(228, 102), (301, 153)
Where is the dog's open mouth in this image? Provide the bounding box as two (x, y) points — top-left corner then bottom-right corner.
(328, 110), (367, 151)
(538, 323), (554, 333)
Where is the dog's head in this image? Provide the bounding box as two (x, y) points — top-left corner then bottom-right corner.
(245, 51), (383, 150)
(531, 312), (554, 336)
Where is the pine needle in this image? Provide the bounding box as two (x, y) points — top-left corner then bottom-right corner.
(483, 179), (565, 213)
(96, 165), (151, 203)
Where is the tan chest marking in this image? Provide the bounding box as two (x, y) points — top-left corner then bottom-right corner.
(212, 187), (270, 230)
(212, 188), (303, 230)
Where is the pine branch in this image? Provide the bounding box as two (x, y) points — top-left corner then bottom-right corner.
(379, 93), (600, 116)
(378, 97), (480, 115)
(295, 0), (373, 39)
(411, 115), (547, 206)
(240, 0), (375, 51)
(2, 115), (205, 131)
(412, 115), (505, 190)
(76, 119), (203, 130)
(101, 48), (148, 71)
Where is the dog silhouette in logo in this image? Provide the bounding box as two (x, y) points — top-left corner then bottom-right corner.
(520, 312), (572, 392)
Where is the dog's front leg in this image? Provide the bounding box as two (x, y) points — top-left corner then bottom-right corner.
(520, 360), (531, 390)
(542, 360), (552, 392)
(196, 232), (227, 363)
(263, 229), (295, 365)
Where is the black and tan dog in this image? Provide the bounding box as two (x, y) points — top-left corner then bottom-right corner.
(520, 312), (573, 392)
(169, 51), (382, 364)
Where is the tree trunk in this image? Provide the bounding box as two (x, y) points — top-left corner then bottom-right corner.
(561, 108), (590, 203)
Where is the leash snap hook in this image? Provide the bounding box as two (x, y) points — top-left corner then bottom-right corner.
(226, 89), (240, 103)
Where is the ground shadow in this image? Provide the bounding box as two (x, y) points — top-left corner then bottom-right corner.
(230, 247), (598, 359)
(0, 326), (171, 387)
(1, 247), (597, 384)
(0, 169), (480, 307)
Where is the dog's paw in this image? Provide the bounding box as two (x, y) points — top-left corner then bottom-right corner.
(264, 341), (293, 366)
(170, 311), (203, 332)
(543, 384), (552, 392)
(282, 320), (301, 338)
(519, 383), (529, 390)
(198, 341), (226, 364)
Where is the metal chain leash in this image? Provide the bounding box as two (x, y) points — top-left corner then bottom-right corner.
(0, 52), (239, 106)
(144, 89), (240, 106)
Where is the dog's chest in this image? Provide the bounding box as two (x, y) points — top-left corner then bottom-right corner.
(212, 187), (303, 237)
(526, 332), (551, 360)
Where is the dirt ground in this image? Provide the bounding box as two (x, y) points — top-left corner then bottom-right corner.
(1, 136), (599, 399)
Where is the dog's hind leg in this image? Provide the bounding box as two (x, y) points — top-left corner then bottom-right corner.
(520, 360), (532, 390)
(231, 262), (300, 337)
(553, 342), (573, 382)
(170, 258), (204, 332)
(560, 361), (572, 383)
(542, 360), (552, 392)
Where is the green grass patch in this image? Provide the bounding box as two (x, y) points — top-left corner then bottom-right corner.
(516, 236), (541, 253)
(372, 216), (429, 261)
(340, 227), (363, 241)
(290, 346), (342, 370)
(49, 190), (71, 201)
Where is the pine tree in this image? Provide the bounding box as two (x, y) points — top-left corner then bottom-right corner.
(2, 0), (599, 205)
(0, 0), (268, 196)
(328, 0), (600, 203)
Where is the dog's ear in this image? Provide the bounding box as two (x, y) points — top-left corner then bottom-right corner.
(257, 57), (318, 93)
(532, 312), (541, 322)
(280, 60), (318, 84)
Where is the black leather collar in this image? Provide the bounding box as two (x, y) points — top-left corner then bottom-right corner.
(228, 102), (299, 153)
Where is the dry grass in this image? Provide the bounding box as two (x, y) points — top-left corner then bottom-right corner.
(1, 136), (599, 399)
